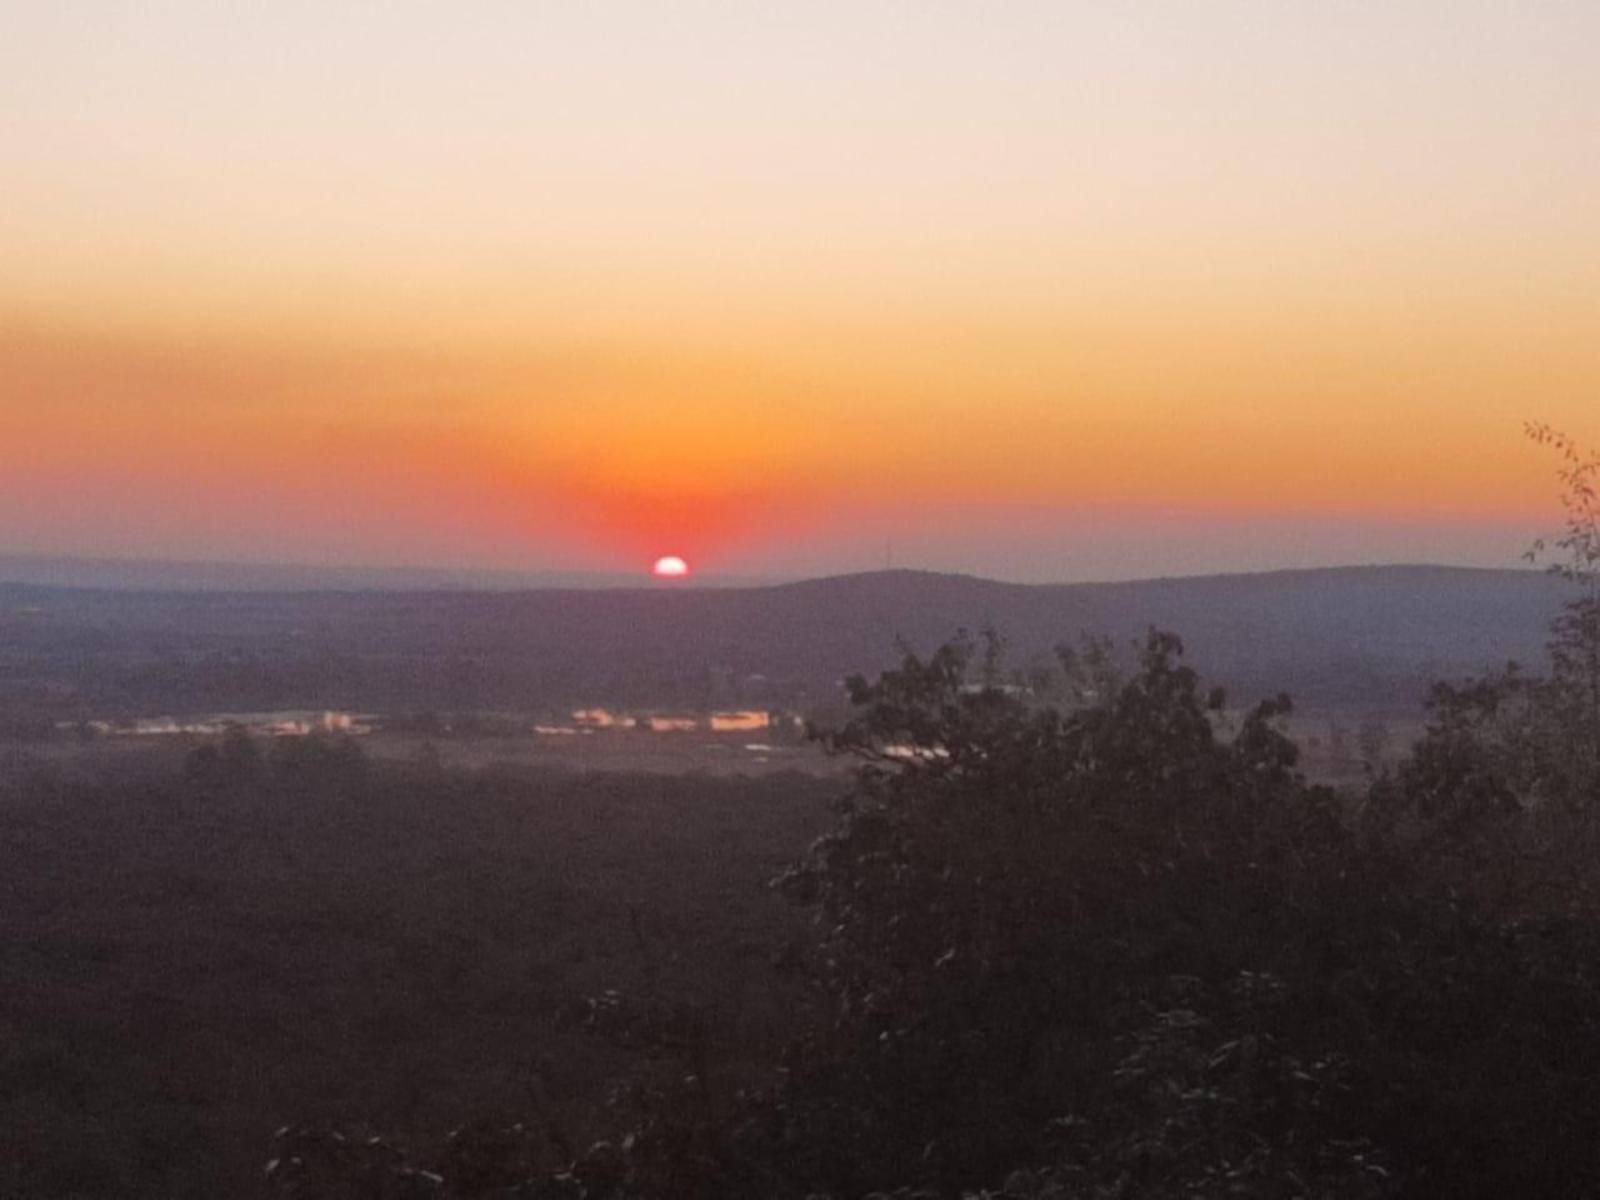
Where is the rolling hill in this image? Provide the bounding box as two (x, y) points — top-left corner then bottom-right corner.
(0, 564), (1575, 719)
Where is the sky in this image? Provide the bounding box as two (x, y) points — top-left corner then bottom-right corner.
(2, 2), (1597, 582)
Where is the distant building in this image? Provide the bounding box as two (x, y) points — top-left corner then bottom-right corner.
(710, 711), (770, 733)
(647, 715), (698, 733)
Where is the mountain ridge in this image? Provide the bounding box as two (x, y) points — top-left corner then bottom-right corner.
(0, 553), (1548, 597)
(0, 563), (1574, 716)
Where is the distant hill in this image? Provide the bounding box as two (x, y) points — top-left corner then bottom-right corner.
(0, 565), (1574, 718)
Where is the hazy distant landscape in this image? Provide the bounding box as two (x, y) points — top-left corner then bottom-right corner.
(0, 562), (1568, 725)
(1, 560), (1569, 799)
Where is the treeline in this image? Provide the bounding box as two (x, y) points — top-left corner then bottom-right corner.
(0, 649), (798, 727)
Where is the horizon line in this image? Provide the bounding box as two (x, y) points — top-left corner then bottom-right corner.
(0, 549), (1552, 597)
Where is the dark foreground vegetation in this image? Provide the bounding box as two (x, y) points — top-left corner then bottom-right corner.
(0, 751), (832, 1197)
(8, 589), (1600, 1196)
(8, 436), (1600, 1197)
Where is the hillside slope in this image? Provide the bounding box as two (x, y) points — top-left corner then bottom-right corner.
(0, 565), (1572, 716)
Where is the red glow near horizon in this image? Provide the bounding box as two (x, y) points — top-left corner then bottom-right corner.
(652, 555), (690, 579)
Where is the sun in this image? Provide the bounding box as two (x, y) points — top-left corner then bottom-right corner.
(652, 555), (690, 579)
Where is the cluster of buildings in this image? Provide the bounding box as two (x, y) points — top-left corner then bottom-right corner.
(536, 708), (791, 736)
(63, 706), (807, 745)
(62, 711), (371, 739)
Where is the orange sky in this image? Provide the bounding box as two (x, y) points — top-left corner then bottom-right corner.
(2, 4), (1597, 580)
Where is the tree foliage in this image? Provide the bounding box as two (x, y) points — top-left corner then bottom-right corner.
(254, 616), (1600, 1198)
(1525, 422), (1600, 773)
(252, 435), (1600, 1199)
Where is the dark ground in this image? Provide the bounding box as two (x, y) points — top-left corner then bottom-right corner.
(0, 750), (835, 1198)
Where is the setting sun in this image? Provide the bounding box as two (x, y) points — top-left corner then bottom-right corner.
(652, 555), (690, 579)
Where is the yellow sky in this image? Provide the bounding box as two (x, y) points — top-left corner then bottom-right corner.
(2, 3), (1597, 579)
